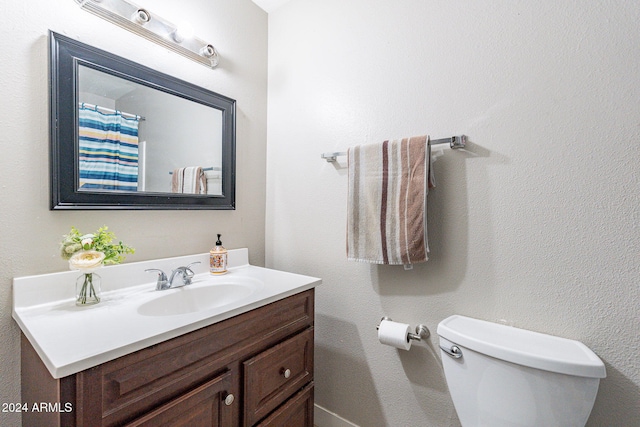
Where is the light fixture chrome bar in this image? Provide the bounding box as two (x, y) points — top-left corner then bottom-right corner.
(75, 0), (219, 69)
(321, 135), (467, 162)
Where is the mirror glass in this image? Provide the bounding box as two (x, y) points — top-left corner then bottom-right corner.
(78, 66), (223, 195)
(50, 31), (236, 209)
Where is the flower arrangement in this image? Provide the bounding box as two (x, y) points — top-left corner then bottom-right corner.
(60, 226), (135, 305)
(61, 226), (135, 267)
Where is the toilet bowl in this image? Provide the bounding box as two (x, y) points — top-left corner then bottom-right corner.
(437, 315), (606, 427)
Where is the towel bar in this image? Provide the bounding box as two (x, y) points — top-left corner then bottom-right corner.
(321, 135), (466, 162)
(169, 166), (221, 175)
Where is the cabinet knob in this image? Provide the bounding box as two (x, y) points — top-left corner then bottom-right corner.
(281, 368), (291, 379)
(224, 393), (235, 406)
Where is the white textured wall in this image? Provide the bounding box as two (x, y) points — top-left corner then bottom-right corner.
(0, 1), (266, 426)
(266, 1), (640, 426)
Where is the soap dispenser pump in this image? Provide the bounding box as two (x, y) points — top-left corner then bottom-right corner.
(210, 234), (228, 275)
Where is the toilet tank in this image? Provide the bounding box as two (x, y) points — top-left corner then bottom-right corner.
(437, 315), (606, 427)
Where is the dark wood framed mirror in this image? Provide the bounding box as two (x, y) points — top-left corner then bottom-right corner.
(50, 31), (236, 210)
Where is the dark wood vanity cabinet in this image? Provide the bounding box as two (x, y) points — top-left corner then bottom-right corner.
(22, 289), (314, 427)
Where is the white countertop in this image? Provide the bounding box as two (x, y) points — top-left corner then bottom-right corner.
(13, 249), (321, 379)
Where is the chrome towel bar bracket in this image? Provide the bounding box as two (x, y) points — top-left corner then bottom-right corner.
(321, 152), (344, 162)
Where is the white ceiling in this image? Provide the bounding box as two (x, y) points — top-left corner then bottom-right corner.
(251, 0), (292, 13)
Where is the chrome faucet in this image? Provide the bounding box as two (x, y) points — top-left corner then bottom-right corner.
(145, 262), (201, 290)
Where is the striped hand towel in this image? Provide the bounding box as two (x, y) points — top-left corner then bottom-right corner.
(347, 135), (435, 265)
(171, 167), (208, 194)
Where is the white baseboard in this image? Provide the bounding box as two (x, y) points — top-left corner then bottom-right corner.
(314, 404), (359, 427)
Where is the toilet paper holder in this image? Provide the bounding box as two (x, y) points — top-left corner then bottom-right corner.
(377, 317), (430, 341)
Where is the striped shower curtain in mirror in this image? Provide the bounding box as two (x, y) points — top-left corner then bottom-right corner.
(78, 105), (140, 191)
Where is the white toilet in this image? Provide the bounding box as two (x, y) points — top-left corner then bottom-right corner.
(437, 315), (606, 427)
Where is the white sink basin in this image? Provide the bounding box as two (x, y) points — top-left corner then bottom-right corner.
(137, 276), (263, 316)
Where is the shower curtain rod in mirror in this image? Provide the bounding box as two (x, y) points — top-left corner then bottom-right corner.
(79, 103), (146, 121)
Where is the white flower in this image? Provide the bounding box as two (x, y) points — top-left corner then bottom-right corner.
(69, 250), (105, 272)
(80, 234), (95, 250)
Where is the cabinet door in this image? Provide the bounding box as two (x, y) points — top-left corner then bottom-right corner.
(124, 371), (234, 427)
(244, 328), (314, 426)
(255, 383), (314, 427)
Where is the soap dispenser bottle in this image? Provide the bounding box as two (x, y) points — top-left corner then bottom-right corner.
(210, 234), (228, 275)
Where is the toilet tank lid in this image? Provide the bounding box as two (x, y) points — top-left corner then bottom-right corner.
(437, 315), (606, 378)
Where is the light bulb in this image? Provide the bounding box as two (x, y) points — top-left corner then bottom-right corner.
(172, 22), (194, 43)
(200, 44), (219, 67)
(131, 8), (150, 24)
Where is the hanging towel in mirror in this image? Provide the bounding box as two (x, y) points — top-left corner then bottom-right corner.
(171, 166), (207, 194)
(347, 135), (434, 265)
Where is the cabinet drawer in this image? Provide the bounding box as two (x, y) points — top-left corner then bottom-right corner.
(255, 383), (314, 427)
(243, 328), (314, 426)
(124, 371), (234, 427)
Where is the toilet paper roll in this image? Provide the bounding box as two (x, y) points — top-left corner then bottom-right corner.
(378, 319), (412, 350)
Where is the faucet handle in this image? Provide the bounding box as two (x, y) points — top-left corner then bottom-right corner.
(185, 262), (201, 275)
(145, 268), (169, 290)
(179, 262), (201, 285)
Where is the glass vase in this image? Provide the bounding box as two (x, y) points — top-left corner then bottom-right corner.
(76, 272), (101, 306)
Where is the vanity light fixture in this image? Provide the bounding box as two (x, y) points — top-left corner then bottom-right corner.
(75, 0), (220, 68)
